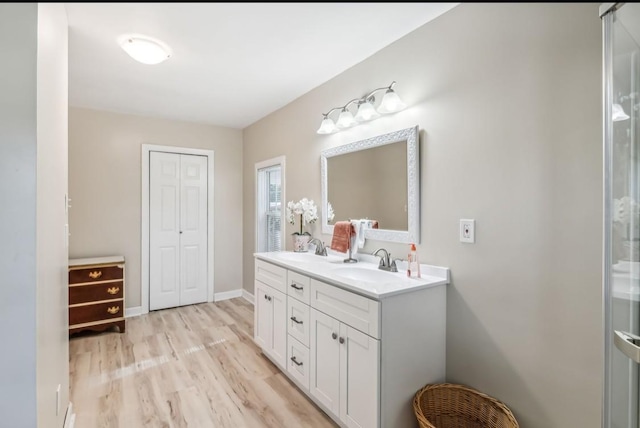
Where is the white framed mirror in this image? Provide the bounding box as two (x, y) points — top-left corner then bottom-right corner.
(321, 125), (420, 244)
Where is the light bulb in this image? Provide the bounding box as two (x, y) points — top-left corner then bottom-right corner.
(354, 101), (380, 122)
(377, 89), (406, 114)
(317, 117), (338, 134)
(613, 103), (630, 122)
(336, 109), (356, 129)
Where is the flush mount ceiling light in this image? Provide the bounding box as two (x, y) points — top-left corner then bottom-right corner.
(317, 81), (406, 134)
(119, 35), (172, 65)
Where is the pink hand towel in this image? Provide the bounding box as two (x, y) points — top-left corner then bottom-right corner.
(330, 221), (354, 253)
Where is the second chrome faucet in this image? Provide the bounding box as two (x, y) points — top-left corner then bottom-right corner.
(373, 248), (398, 272)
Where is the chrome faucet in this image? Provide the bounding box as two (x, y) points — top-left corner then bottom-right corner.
(309, 238), (327, 256)
(373, 248), (398, 272)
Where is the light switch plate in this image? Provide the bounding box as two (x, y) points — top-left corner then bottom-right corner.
(460, 219), (475, 243)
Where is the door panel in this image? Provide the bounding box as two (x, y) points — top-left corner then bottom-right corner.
(310, 308), (341, 415)
(270, 288), (288, 369)
(340, 324), (379, 428)
(179, 154), (208, 306)
(254, 282), (272, 351)
(150, 152), (208, 310)
(605, 3), (640, 427)
(150, 152), (181, 310)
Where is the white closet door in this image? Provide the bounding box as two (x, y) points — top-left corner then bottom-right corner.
(150, 152), (181, 310)
(178, 154), (208, 306)
(150, 152), (208, 310)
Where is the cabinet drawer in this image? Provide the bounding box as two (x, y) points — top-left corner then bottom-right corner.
(310, 279), (380, 339)
(287, 270), (310, 304)
(69, 300), (124, 326)
(287, 296), (310, 347)
(287, 335), (309, 390)
(69, 265), (123, 284)
(255, 259), (287, 293)
(69, 281), (123, 305)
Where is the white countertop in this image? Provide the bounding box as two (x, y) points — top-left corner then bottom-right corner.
(254, 250), (449, 300)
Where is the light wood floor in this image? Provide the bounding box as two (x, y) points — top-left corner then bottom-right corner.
(70, 298), (338, 428)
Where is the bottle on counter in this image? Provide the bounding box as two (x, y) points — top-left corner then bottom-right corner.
(407, 243), (421, 278)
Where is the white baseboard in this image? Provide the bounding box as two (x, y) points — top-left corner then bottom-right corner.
(128, 291), (251, 312)
(63, 402), (75, 428)
(242, 289), (254, 305)
(214, 289), (243, 301)
(125, 306), (146, 318)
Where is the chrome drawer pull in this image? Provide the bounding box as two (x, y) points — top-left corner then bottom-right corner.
(290, 283), (303, 291)
(290, 356), (303, 367)
(88, 271), (103, 279)
(106, 286), (120, 295)
(290, 316), (303, 325)
(107, 306), (120, 315)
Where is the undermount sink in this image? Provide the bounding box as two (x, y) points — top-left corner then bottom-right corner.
(332, 266), (399, 283)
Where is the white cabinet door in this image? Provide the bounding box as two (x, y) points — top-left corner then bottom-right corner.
(254, 281), (287, 369)
(340, 324), (380, 428)
(270, 286), (287, 369)
(254, 282), (272, 351)
(310, 308), (341, 416)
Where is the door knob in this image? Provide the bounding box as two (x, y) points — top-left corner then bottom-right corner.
(332, 332), (337, 340)
(339, 337), (345, 344)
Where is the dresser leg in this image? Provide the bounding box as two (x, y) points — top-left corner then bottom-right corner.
(117, 320), (126, 333)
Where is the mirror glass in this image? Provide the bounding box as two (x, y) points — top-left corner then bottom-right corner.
(321, 125), (420, 244)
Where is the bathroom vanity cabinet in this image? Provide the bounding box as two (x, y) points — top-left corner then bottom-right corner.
(253, 252), (449, 428)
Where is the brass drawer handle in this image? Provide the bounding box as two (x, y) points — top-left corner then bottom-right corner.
(107, 306), (120, 315)
(106, 286), (120, 295)
(88, 271), (103, 279)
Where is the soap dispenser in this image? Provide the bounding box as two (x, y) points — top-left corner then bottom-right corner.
(407, 243), (421, 278)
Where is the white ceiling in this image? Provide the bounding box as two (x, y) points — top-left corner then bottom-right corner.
(66, 3), (459, 129)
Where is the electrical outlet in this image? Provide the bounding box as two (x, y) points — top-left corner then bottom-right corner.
(460, 219), (475, 243)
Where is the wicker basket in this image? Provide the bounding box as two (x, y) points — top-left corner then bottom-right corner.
(413, 383), (519, 428)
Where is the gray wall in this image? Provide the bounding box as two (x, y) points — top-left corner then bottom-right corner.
(242, 3), (602, 427)
(0, 3), (69, 427)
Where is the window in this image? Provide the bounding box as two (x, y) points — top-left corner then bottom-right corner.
(256, 157), (285, 252)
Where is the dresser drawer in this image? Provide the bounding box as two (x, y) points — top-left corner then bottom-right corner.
(310, 279), (380, 339)
(69, 265), (124, 284)
(69, 300), (124, 326)
(69, 281), (123, 305)
(255, 259), (287, 293)
(287, 296), (310, 346)
(287, 335), (309, 390)
(287, 270), (311, 304)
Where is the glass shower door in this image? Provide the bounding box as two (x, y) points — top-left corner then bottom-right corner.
(603, 3), (640, 428)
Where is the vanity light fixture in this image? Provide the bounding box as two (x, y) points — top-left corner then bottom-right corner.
(119, 34), (172, 65)
(317, 81), (406, 134)
(613, 103), (630, 122)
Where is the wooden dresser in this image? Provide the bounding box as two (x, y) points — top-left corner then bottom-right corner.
(69, 256), (125, 335)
